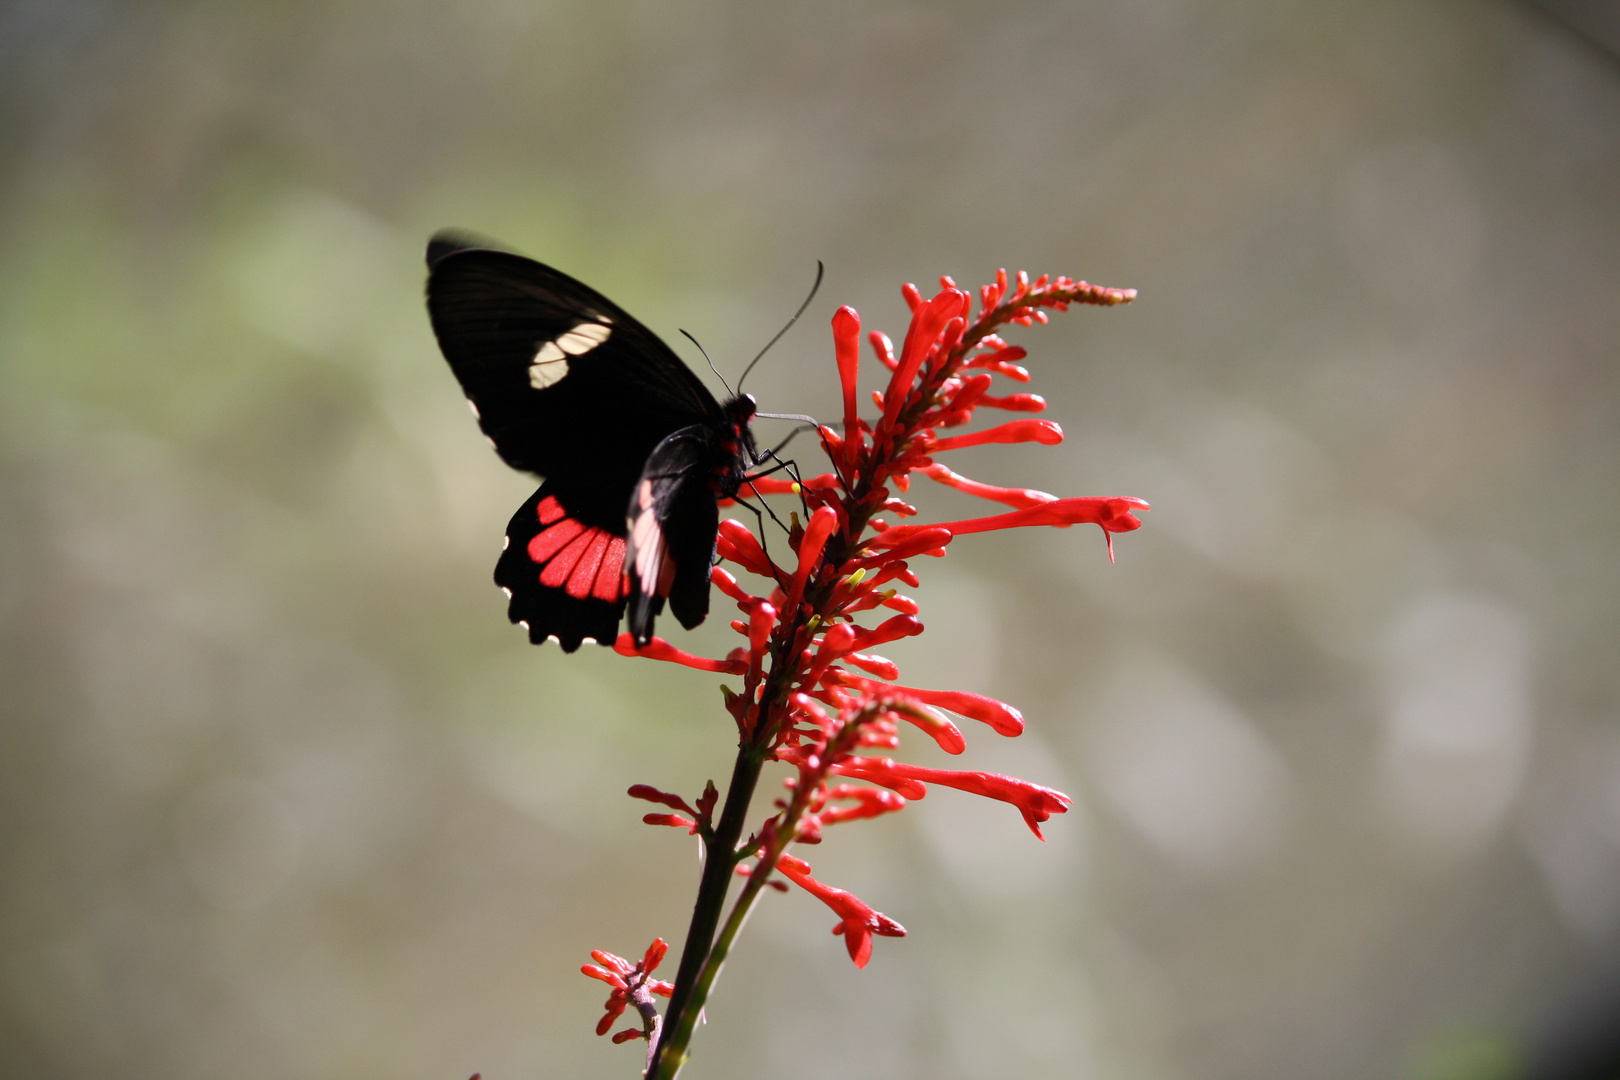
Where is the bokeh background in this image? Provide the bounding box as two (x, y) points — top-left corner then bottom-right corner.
(3, 2), (1619, 1078)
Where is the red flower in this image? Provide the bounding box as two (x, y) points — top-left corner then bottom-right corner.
(598, 266), (1141, 1076)
(775, 854), (905, 968)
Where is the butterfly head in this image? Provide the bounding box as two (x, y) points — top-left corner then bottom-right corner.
(720, 393), (760, 474)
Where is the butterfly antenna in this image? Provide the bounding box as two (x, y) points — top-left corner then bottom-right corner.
(680, 329), (733, 397)
(737, 260), (824, 394)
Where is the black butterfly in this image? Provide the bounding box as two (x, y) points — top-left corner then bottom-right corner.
(426, 232), (785, 652)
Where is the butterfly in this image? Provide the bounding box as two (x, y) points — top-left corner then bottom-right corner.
(426, 232), (789, 652)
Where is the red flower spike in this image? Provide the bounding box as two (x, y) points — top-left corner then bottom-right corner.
(642, 938), (669, 972)
(586, 266), (1142, 1068)
(614, 634), (747, 675)
(929, 418), (1063, 453)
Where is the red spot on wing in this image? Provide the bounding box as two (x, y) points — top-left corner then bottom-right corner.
(565, 530), (611, 599)
(541, 527), (598, 587)
(537, 496), (567, 525)
(594, 537), (626, 602)
(528, 518), (583, 564)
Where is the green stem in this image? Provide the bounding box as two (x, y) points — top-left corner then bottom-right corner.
(649, 741), (764, 1077)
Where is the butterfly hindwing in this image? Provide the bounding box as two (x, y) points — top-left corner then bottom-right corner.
(496, 480), (629, 652)
(625, 426), (726, 646)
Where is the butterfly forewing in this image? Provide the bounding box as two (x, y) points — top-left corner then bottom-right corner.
(427, 241), (721, 483)
(496, 480), (628, 651)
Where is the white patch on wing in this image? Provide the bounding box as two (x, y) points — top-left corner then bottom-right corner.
(528, 321), (611, 391)
(630, 480), (670, 597)
(556, 322), (612, 354)
(467, 399), (481, 420)
(500, 586), (513, 598)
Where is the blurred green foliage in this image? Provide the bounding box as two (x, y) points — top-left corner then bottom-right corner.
(2, 2), (1618, 1079)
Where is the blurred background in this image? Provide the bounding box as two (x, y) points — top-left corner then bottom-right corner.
(3, 2), (1618, 1078)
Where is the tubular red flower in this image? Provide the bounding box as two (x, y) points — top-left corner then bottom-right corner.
(920, 462), (1057, 510)
(774, 854), (905, 968)
(884, 289), (967, 429)
(828, 672), (1024, 736)
(715, 519), (778, 580)
(823, 756), (929, 798)
(844, 652), (898, 680)
(734, 475), (800, 498)
(833, 306), (863, 467)
(710, 566), (760, 608)
(614, 634), (748, 674)
(874, 496), (1151, 544)
(628, 785), (696, 815)
(643, 812), (699, 832)
(860, 526), (953, 559)
(819, 784), (907, 826)
(981, 392), (1046, 412)
(929, 418), (1063, 452)
(789, 506), (840, 604)
(828, 759), (1067, 838)
(748, 602), (776, 658)
(582, 964), (629, 990)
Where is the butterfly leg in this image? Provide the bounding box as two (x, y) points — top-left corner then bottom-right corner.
(754, 448), (809, 518)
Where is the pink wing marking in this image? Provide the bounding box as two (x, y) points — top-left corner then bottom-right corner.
(594, 537), (626, 602)
(541, 527), (599, 587)
(564, 530), (611, 599)
(537, 496), (567, 525)
(528, 518), (584, 564)
(631, 502), (668, 597)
